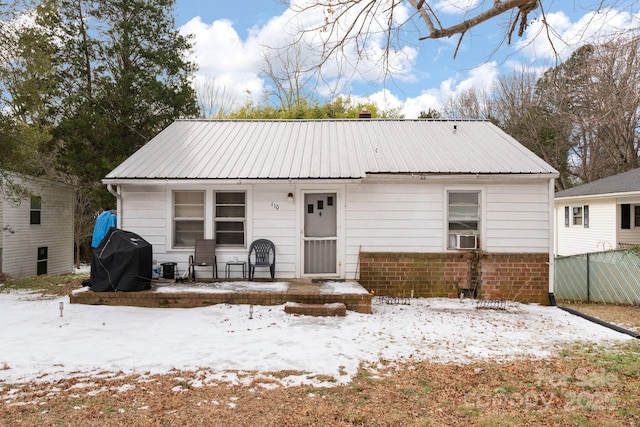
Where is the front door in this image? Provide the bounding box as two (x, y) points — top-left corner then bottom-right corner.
(303, 193), (337, 275)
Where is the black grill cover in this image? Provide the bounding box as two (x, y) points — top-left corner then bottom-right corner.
(90, 228), (152, 292)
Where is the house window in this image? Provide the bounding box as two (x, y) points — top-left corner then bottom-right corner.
(37, 247), (47, 275)
(447, 191), (480, 249)
(623, 205), (640, 228)
(173, 191), (205, 247)
(572, 205), (589, 228)
(215, 192), (246, 246)
(622, 204), (630, 229)
(564, 206), (570, 227)
(583, 205), (589, 228)
(30, 196), (41, 225)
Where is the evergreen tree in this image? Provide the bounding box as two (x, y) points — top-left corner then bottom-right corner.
(38, 0), (199, 207)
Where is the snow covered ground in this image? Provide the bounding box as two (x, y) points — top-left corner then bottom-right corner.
(0, 285), (633, 388)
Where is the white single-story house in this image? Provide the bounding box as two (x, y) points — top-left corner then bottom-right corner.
(554, 167), (640, 256)
(1, 174), (75, 278)
(103, 119), (558, 304)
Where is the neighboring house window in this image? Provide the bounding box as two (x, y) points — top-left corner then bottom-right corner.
(215, 192), (246, 246)
(621, 204), (630, 229)
(173, 191), (205, 247)
(583, 205), (589, 228)
(564, 206), (570, 227)
(447, 191), (480, 249)
(571, 205), (589, 228)
(30, 196), (41, 225)
(37, 247), (47, 275)
(622, 204), (640, 229)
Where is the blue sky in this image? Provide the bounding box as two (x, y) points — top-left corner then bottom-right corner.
(173, 1), (639, 118)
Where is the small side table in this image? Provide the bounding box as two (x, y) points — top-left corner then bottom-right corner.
(225, 261), (246, 279)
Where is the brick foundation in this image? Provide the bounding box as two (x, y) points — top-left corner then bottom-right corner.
(359, 252), (550, 305)
(284, 303), (347, 317)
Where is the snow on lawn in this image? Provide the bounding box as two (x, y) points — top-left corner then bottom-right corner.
(0, 291), (632, 388)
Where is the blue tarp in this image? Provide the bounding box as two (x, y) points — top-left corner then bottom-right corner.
(92, 211), (117, 248)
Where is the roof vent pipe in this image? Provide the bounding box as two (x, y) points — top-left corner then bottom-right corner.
(359, 109), (372, 119)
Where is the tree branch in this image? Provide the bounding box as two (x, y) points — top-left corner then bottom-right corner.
(412, 0), (539, 41)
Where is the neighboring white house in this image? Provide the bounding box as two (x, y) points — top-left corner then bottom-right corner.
(103, 119), (559, 304)
(554, 167), (640, 257)
(1, 174), (75, 278)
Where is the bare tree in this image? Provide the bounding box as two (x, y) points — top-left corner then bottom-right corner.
(289, 0), (542, 64)
(262, 42), (318, 111)
(73, 184), (98, 269)
(538, 37), (640, 184)
(491, 69), (573, 190)
(445, 36), (640, 189)
(195, 75), (237, 119)
(288, 0), (639, 73)
(442, 87), (492, 119)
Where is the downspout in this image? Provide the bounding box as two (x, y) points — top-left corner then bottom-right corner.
(107, 184), (122, 229)
(548, 178), (556, 306)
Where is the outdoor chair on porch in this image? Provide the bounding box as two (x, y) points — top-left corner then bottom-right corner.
(248, 239), (276, 281)
(188, 239), (218, 281)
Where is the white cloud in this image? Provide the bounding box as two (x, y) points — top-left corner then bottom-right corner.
(181, 17), (267, 110)
(396, 61), (498, 118)
(180, 2), (637, 120)
(517, 9), (640, 63)
(180, 0), (420, 114)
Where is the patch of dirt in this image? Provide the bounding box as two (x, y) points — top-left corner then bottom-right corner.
(560, 303), (640, 332)
(2, 343), (640, 426)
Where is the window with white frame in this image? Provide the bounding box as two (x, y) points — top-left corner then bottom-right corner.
(173, 191), (205, 247)
(571, 205), (589, 228)
(30, 196), (41, 225)
(572, 206), (583, 226)
(215, 192), (246, 246)
(622, 204), (640, 229)
(447, 191), (480, 249)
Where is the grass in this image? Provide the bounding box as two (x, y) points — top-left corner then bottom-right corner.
(0, 273), (87, 296)
(3, 342), (638, 426)
(1, 277), (639, 425)
(559, 302), (640, 332)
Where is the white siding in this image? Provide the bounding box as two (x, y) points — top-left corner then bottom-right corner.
(485, 182), (551, 253)
(2, 178), (74, 278)
(251, 185), (296, 278)
(554, 199), (617, 256)
(120, 185), (167, 251)
(117, 176), (553, 280)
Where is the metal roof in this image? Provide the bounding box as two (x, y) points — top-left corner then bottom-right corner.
(104, 119), (558, 181)
(555, 167), (640, 199)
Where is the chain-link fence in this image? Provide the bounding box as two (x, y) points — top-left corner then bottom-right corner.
(555, 249), (640, 304)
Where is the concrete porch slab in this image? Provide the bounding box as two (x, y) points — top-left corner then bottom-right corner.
(69, 280), (373, 314)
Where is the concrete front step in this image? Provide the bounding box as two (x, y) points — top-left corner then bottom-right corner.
(284, 302), (347, 317)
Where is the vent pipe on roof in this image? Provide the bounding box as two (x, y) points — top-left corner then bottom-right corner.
(359, 109), (372, 119)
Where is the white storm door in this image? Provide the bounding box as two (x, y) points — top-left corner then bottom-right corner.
(303, 193), (337, 275)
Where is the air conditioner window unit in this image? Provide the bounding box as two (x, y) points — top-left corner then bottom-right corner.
(450, 233), (478, 249)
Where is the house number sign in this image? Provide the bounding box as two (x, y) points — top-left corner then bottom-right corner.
(271, 201), (279, 210)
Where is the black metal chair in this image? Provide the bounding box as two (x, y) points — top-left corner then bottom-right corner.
(188, 239), (218, 281)
(248, 239), (275, 281)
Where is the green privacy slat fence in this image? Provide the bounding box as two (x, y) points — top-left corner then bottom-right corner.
(555, 249), (640, 304)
